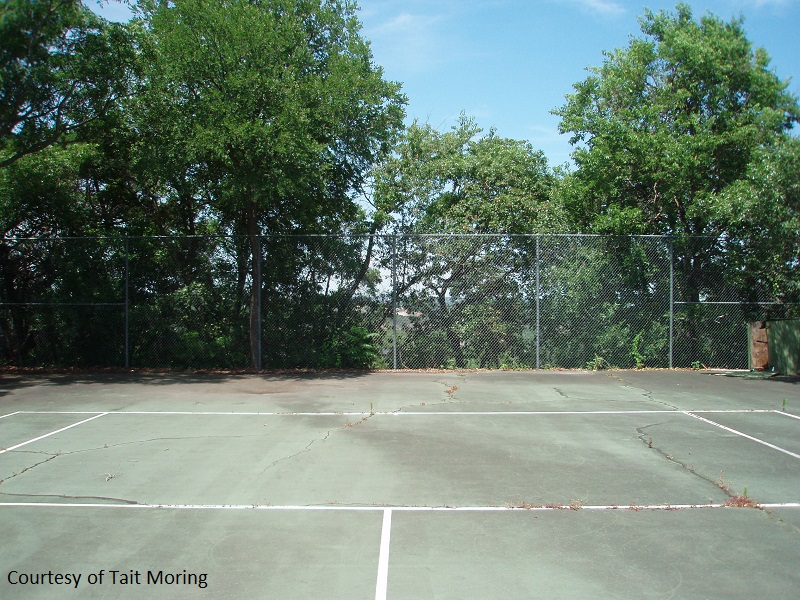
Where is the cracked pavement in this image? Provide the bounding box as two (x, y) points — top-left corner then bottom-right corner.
(1, 370), (798, 599)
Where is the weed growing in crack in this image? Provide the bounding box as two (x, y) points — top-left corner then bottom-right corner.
(724, 492), (761, 509)
(716, 472), (761, 508)
(717, 471), (732, 494)
(569, 500), (584, 510)
(344, 414), (372, 428)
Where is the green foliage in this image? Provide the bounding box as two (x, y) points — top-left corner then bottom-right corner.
(498, 352), (530, 371)
(440, 358), (458, 370)
(555, 4), (799, 238)
(553, 3), (800, 311)
(374, 115), (563, 235)
(322, 325), (380, 369)
(585, 355), (610, 371)
(715, 137), (800, 307)
(631, 330), (645, 369)
(0, 0), (136, 169)
(1, 2), (797, 371)
(132, 0), (405, 367)
(0, 237), (127, 365)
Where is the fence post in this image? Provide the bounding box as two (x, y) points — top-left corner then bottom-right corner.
(257, 236), (263, 370)
(536, 234), (541, 369)
(391, 234), (398, 370)
(124, 235), (130, 369)
(668, 235), (674, 369)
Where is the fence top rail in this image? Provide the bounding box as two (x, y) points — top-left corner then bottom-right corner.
(675, 301), (800, 306)
(0, 233), (706, 242)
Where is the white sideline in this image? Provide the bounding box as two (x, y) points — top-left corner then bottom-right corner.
(0, 413), (107, 455)
(774, 410), (800, 421)
(684, 412), (800, 460)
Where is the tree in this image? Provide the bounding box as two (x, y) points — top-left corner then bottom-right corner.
(371, 116), (561, 367)
(0, 0), (135, 169)
(133, 0), (405, 368)
(716, 136), (800, 311)
(0, 1), (138, 365)
(374, 115), (560, 234)
(553, 3), (799, 302)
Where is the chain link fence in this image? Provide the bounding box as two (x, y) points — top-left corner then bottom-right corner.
(0, 234), (794, 370)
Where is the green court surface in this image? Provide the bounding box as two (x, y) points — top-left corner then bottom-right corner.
(1, 370), (798, 599)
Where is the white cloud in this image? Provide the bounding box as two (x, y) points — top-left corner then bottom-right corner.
(361, 8), (457, 76)
(747, 0), (793, 6)
(557, 0), (626, 16)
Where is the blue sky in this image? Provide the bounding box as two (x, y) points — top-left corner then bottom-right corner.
(92, 0), (800, 168)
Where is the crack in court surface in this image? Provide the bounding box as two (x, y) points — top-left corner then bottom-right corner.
(253, 387), (477, 478)
(0, 451), (61, 485)
(635, 422), (737, 502)
(606, 373), (681, 410)
(255, 393), (463, 478)
(255, 411), (380, 477)
(0, 491), (140, 505)
(257, 428), (335, 476)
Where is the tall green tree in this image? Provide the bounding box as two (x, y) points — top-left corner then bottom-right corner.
(0, 1), (137, 364)
(134, 0), (405, 368)
(0, 0), (135, 169)
(553, 3), (799, 301)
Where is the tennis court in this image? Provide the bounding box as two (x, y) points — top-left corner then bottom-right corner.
(1, 370), (798, 599)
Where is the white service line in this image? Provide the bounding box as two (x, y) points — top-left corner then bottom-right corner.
(684, 411), (800, 460)
(375, 509), (393, 600)
(0, 411), (21, 420)
(0, 413), (107, 455)
(10, 409), (777, 416)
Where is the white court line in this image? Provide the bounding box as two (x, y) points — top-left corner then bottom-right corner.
(774, 410), (800, 421)
(0, 411), (21, 420)
(375, 509), (392, 600)
(10, 409), (776, 416)
(0, 502), (799, 511)
(15, 411), (372, 416)
(0, 413), (107, 455)
(684, 412), (800, 460)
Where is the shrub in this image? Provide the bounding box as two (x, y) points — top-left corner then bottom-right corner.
(322, 325), (380, 369)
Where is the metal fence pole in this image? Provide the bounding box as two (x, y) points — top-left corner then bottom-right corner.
(536, 234), (541, 369)
(257, 236), (263, 371)
(124, 235), (130, 369)
(391, 234), (398, 370)
(668, 235), (674, 369)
